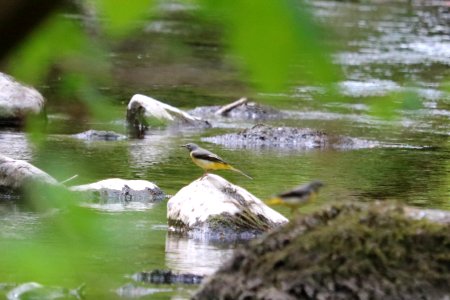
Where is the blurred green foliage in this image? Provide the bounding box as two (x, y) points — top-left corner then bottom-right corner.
(6, 0), (425, 120)
(1, 0), (444, 298)
(92, 0), (154, 37)
(8, 15), (89, 85)
(200, 0), (339, 92)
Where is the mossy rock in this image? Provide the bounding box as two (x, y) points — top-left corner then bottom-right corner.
(193, 202), (450, 300)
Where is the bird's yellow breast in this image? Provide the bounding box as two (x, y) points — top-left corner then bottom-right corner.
(190, 155), (228, 171)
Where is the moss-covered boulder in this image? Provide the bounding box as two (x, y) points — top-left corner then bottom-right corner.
(167, 174), (288, 241)
(193, 202), (450, 300)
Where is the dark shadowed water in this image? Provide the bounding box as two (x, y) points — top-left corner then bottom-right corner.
(0, 1), (449, 299)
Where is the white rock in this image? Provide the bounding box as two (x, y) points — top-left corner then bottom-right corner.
(70, 178), (165, 202)
(167, 174), (288, 238)
(0, 154), (58, 189)
(70, 178), (158, 191)
(0, 72), (45, 121)
(404, 206), (450, 224)
(126, 94), (209, 127)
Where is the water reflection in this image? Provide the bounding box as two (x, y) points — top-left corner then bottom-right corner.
(0, 131), (33, 160)
(0, 204), (40, 240)
(128, 130), (191, 173)
(82, 202), (157, 212)
(165, 233), (237, 276)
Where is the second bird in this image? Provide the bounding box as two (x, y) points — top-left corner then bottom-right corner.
(181, 143), (252, 179)
(265, 181), (324, 214)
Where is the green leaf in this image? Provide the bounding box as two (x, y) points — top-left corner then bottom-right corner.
(59, 73), (121, 122)
(91, 0), (154, 37)
(200, 0), (338, 92)
(7, 15), (88, 84)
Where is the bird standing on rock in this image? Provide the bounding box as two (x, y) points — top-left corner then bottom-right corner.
(265, 181), (324, 214)
(181, 143), (252, 179)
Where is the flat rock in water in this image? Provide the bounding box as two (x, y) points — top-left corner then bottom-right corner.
(202, 123), (379, 150)
(193, 202), (450, 300)
(133, 269), (204, 285)
(71, 130), (126, 141)
(188, 99), (284, 120)
(167, 174), (288, 241)
(126, 94), (210, 137)
(0, 154), (58, 190)
(70, 178), (165, 203)
(0, 72), (46, 126)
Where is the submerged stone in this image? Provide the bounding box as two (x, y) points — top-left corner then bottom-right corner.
(202, 123), (379, 150)
(71, 129), (126, 141)
(193, 202), (450, 300)
(167, 174), (288, 241)
(0, 72), (46, 126)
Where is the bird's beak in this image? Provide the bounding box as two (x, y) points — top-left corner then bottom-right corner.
(181, 144), (187, 148)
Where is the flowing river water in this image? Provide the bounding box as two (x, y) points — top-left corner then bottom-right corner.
(0, 1), (449, 299)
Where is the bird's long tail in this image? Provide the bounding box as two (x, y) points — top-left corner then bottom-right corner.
(264, 197), (283, 206)
(229, 166), (253, 179)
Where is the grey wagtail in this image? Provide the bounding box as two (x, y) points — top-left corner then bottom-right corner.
(265, 181), (324, 213)
(181, 143), (252, 179)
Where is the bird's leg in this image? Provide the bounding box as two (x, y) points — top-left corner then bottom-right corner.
(200, 170), (209, 179)
(291, 207), (301, 217)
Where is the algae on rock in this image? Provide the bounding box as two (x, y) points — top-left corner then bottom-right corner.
(193, 202), (450, 300)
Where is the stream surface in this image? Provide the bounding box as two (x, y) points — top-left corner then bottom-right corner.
(0, 1), (449, 299)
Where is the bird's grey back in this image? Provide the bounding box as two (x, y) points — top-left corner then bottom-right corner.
(192, 146), (225, 162)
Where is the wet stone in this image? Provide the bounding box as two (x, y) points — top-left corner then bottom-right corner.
(70, 178), (165, 204)
(188, 101), (284, 120)
(202, 124), (380, 150)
